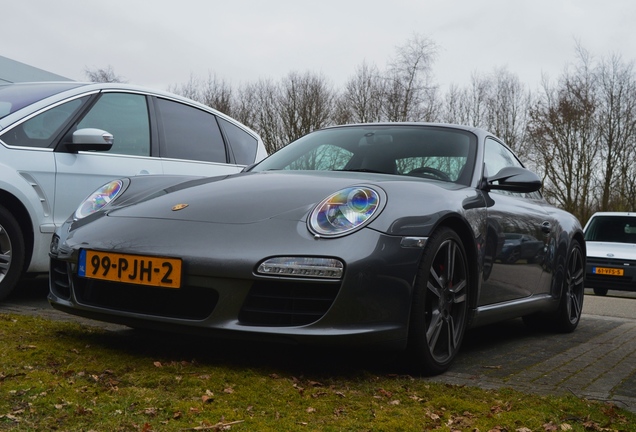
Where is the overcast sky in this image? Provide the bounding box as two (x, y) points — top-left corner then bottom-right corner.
(5, 0), (635, 93)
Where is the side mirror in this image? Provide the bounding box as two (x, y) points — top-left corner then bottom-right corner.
(66, 128), (114, 152)
(486, 166), (542, 193)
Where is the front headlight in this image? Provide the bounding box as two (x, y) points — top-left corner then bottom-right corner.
(75, 179), (125, 219)
(308, 186), (384, 238)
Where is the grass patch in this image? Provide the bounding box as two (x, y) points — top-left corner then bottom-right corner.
(0, 313), (634, 431)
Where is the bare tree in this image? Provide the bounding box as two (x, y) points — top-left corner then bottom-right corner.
(336, 61), (385, 124)
(441, 69), (530, 158)
(162, 39), (636, 220)
(441, 84), (471, 125)
(484, 68), (531, 155)
(594, 52), (636, 211)
(84, 65), (127, 83)
(441, 72), (489, 127)
(236, 79), (285, 153)
(199, 73), (234, 116)
(527, 63), (598, 222)
(383, 34), (439, 122)
(168, 73), (234, 115)
(167, 73), (200, 100)
(278, 71), (334, 143)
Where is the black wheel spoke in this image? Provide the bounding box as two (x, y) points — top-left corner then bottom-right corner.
(445, 242), (454, 281)
(0, 206), (25, 300)
(425, 238), (468, 363)
(565, 244), (584, 324)
(0, 228), (12, 277)
(409, 228), (470, 374)
(426, 311), (443, 348)
(569, 292), (582, 320)
(427, 274), (443, 298)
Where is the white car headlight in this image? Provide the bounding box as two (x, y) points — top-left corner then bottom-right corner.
(308, 186), (383, 238)
(75, 179), (125, 219)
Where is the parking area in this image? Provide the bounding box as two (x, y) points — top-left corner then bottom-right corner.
(430, 294), (636, 414)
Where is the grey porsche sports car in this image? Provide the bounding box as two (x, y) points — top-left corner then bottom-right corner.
(49, 123), (586, 374)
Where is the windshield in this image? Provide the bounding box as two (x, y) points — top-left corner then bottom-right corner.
(0, 82), (84, 119)
(584, 215), (636, 243)
(252, 125), (477, 185)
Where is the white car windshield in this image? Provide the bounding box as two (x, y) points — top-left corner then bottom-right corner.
(585, 215), (636, 243)
(0, 82), (83, 119)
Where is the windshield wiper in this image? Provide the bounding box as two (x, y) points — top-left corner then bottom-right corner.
(336, 168), (388, 174)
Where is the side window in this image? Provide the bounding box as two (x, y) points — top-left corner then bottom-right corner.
(0, 97), (87, 148)
(77, 93), (150, 156)
(484, 137), (522, 177)
(218, 117), (257, 165)
(155, 98), (227, 163)
(485, 137), (540, 199)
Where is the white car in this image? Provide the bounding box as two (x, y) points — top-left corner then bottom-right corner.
(583, 211), (636, 295)
(0, 81), (267, 300)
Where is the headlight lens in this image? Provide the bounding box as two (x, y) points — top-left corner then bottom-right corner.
(75, 179), (124, 219)
(308, 186), (382, 237)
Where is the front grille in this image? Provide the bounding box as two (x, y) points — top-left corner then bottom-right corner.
(586, 273), (634, 288)
(238, 280), (340, 327)
(73, 276), (218, 320)
(588, 257), (636, 267)
(587, 257), (635, 287)
(50, 258), (72, 299)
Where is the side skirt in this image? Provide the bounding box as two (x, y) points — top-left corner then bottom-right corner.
(469, 294), (558, 329)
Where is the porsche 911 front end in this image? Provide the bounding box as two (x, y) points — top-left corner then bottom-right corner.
(48, 171), (434, 350)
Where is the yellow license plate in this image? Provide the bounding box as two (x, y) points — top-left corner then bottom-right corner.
(79, 250), (182, 288)
(592, 267), (624, 276)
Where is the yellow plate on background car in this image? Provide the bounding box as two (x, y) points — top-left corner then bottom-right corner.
(592, 267), (624, 276)
(78, 249), (182, 288)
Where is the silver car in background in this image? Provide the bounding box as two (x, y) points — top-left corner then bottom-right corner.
(0, 81), (267, 300)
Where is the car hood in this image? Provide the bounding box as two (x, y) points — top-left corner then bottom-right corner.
(586, 241), (636, 260)
(106, 171), (464, 225)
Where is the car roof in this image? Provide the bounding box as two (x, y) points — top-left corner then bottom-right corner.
(321, 121), (488, 136)
(589, 212), (636, 217)
(0, 81), (261, 140)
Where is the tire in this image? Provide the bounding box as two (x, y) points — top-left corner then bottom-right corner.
(0, 205), (25, 301)
(505, 249), (520, 264)
(407, 227), (470, 375)
(554, 240), (585, 332)
(524, 240), (585, 333)
(593, 287), (608, 296)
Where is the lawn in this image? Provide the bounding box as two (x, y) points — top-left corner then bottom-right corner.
(1, 313), (634, 431)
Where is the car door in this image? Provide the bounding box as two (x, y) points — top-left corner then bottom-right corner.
(152, 97), (246, 177)
(0, 95), (85, 237)
(479, 138), (555, 305)
(53, 91), (164, 225)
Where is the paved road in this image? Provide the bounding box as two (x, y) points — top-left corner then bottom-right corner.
(2, 279), (636, 414)
(432, 291), (636, 414)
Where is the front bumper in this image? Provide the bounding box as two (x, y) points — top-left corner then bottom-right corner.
(585, 256), (636, 292)
(49, 216), (425, 350)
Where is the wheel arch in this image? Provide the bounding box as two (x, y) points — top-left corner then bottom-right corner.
(552, 230), (586, 299)
(0, 189), (34, 272)
(433, 215), (481, 313)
